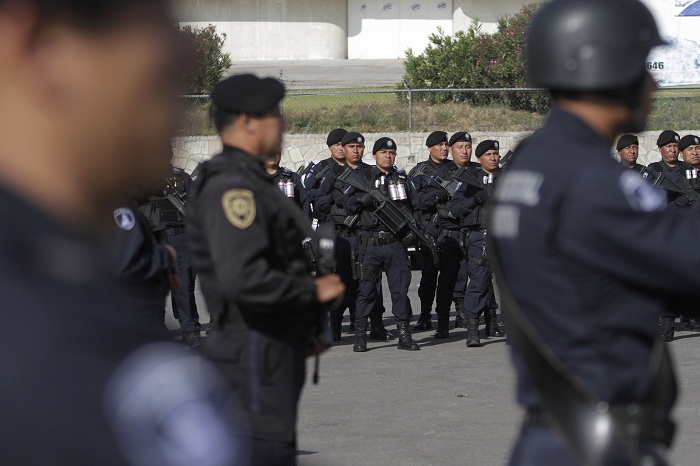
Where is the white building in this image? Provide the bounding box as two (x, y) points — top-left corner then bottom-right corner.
(174, 0), (530, 60)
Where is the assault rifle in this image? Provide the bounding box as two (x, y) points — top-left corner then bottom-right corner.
(412, 163), (484, 196)
(164, 179), (187, 217)
(335, 167), (440, 265)
(646, 169), (700, 205)
(297, 160), (315, 183)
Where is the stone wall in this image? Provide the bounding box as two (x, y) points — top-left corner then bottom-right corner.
(172, 131), (686, 173)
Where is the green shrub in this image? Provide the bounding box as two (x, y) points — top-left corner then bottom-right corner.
(400, 3), (550, 113)
(180, 24), (232, 95)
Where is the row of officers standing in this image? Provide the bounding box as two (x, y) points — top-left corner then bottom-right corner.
(616, 129), (700, 342)
(301, 128), (507, 351)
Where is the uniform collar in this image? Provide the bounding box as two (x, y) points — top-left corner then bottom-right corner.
(221, 144), (267, 176)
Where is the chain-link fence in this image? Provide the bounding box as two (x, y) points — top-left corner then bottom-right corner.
(181, 88), (700, 136)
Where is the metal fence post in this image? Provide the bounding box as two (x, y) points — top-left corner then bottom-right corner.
(408, 89), (413, 133)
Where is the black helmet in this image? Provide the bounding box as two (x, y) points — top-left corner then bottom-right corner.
(527, 0), (666, 91)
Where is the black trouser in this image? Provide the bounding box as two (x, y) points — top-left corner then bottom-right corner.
(463, 230), (495, 320)
(435, 234), (463, 320)
(417, 246), (438, 315)
(453, 256), (468, 302)
(356, 234), (412, 322)
(203, 329), (306, 466)
(167, 232), (200, 333)
(334, 233), (359, 315)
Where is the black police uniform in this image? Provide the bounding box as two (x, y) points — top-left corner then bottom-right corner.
(187, 145), (322, 464)
(112, 205), (174, 328)
(646, 159), (690, 205)
(0, 184), (244, 465)
(408, 157), (457, 329)
(490, 106), (700, 464)
(268, 166), (312, 219)
(449, 162), (503, 346)
(345, 163), (419, 351)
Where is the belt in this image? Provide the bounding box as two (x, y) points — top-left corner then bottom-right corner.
(439, 229), (462, 239)
(334, 227), (353, 238)
(165, 227), (185, 237)
(362, 231), (398, 246)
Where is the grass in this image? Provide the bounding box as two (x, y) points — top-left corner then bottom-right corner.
(179, 88), (700, 137)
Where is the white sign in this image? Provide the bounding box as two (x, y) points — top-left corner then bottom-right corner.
(642, 0), (700, 86)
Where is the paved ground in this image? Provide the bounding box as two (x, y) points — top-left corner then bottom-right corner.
(227, 59), (406, 90)
(166, 272), (700, 465)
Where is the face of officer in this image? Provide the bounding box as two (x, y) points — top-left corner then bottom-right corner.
(451, 142), (472, 167)
(428, 142), (449, 163)
(343, 143), (364, 167)
(682, 144), (700, 169)
(263, 152), (281, 173)
(479, 150), (500, 174)
(374, 149), (396, 173)
(0, 1), (186, 229)
(329, 142), (345, 163)
(618, 144), (639, 167)
(659, 142), (679, 166)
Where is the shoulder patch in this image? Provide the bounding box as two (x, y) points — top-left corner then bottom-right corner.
(222, 189), (256, 229)
(619, 171), (665, 213)
(114, 208), (136, 231)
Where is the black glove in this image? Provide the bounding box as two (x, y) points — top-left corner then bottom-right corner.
(357, 193), (373, 207)
(473, 190), (489, 205)
(434, 187), (450, 203)
(673, 194), (691, 207)
(331, 189), (345, 206)
(401, 232), (419, 248)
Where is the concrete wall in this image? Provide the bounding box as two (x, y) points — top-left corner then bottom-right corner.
(175, 0), (347, 60)
(453, 0), (529, 34)
(172, 131), (684, 174)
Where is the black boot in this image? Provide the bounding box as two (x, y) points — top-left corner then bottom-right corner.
(413, 310), (433, 331)
(466, 319), (481, 347)
(433, 316), (449, 339)
(348, 307), (356, 333)
(369, 314), (395, 341)
(397, 321), (420, 351)
(454, 299), (466, 329)
(330, 312), (343, 342)
(658, 316), (675, 342)
(353, 318), (368, 352)
(485, 309), (505, 337)
(182, 330), (203, 349)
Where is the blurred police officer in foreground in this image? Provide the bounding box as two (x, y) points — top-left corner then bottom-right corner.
(490, 0), (700, 463)
(617, 134), (646, 173)
(187, 74), (344, 465)
(0, 0), (245, 464)
(409, 131), (455, 330)
(345, 137), (420, 352)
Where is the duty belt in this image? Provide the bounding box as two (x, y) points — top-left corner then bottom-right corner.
(165, 226), (185, 237)
(361, 231), (398, 246)
(438, 229), (462, 240)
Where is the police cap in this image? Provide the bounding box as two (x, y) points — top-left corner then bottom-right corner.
(373, 137), (397, 154)
(657, 130), (680, 147)
(616, 134), (639, 151)
(326, 128), (348, 146)
(210, 74), (285, 115)
(448, 132), (472, 146)
(426, 131), (448, 148)
(475, 140), (499, 158)
(679, 135), (700, 152)
(341, 132), (365, 146)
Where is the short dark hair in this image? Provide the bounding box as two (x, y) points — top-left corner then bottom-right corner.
(209, 104), (239, 134)
(7, 0), (167, 29)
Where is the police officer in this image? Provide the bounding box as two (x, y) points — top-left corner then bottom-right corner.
(112, 201), (178, 328)
(448, 131), (480, 328)
(679, 134), (700, 172)
(264, 151), (312, 218)
(449, 140), (504, 347)
(616, 134), (646, 173)
(345, 137), (420, 352)
(187, 74), (344, 465)
(138, 167), (203, 347)
(0, 1), (245, 464)
(648, 130), (691, 206)
(490, 0), (699, 462)
(310, 131), (392, 342)
(409, 131), (455, 330)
